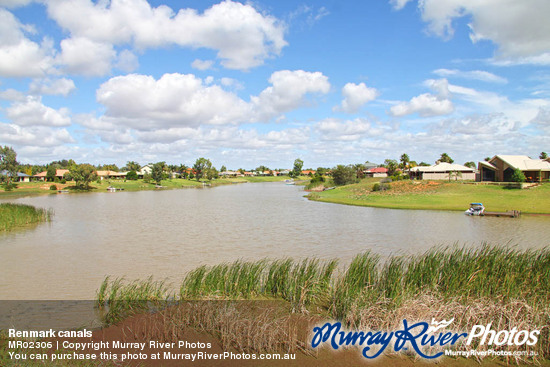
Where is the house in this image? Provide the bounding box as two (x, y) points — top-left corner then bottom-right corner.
(409, 162), (475, 181)
(0, 170), (31, 182)
(301, 170), (316, 176)
(96, 170), (126, 180)
(364, 167), (388, 178)
(478, 155), (550, 182)
(34, 169), (70, 181)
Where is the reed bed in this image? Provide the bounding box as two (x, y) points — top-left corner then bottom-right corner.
(0, 202), (51, 231)
(97, 244), (550, 361)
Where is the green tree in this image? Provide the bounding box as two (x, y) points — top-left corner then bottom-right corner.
(125, 161), (141, 172)
(290, 158), (303, 178)
(399, 153), (410, 170)
(464, 161), (476, 169)
(316, 167), (327, 176)
(511, 168), (526, 183)
(193, 157), (212, 181)
(151, 162), (166, 185)
(126, 170), (138, 180)
(46, 165), (57, 182)
(540, 152), (548, 159)
(0, 146), (18, 191)
(69, 164), (97, 190)
(207, 166), (218, 180)
(448, 170), (463, 181)
(220, 165), (227, 172)
(332, 165), (357, 186)
(439, 153), (454, 163)
(384, 159), (399, 176)
(484, 157), (491, 162)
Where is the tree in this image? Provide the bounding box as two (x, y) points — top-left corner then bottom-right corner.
(126, 170), (138, 180)
(399, 153), (410, 170)
(193, 157), (212, 181)
(448, 170), (462, 181)
(464, 161), (476, 169)
(206, 166), (218, 180)
(69, 164), (97, 190)
(511, 168), (526, 183)
(290, 158), (303, 178)
(0, 146), (18, 191)
(125, 161), (141, 172)
(332, 165), (357, 186)
(46, 165), (57, 182)
(151, 162), (166, 185)
(484, 157), (491, 162)
(540, 152), (548, 159)
(439, 153), (454, 164)
(220, 165), (227, 172)
(384, 159), (399, 176)
(354, 163), (366, 179)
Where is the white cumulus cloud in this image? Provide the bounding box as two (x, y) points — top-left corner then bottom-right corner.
(335, 82), (379, 113)
(6, 96), (71, 127)
(390, 78), (454, 117)
(46, 0), (287, 71)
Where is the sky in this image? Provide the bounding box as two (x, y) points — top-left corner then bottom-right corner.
(0, 0), (549, 170)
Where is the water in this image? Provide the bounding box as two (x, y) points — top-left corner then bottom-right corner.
(1, 182), (549, 300)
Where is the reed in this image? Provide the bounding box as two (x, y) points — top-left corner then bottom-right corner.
(0, 203), (51, 231)
(97, 245), (550, 360)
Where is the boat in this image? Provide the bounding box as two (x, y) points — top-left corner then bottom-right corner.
(465, 203), (485, 216)
(107, 186), (124, 192)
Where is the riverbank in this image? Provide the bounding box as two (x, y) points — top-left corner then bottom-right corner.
(0, 176), (295, 199)
(89, 245), (549, 365)
(0, 203), (51, 231)
(307, 179), (550, 214)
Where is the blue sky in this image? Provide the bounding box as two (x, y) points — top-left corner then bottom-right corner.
(0, 0), (549, 169)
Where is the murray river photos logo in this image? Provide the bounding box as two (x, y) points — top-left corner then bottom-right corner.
(311, 318), (540, 359)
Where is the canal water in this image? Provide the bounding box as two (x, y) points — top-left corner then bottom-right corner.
(1, 182), (549, 300)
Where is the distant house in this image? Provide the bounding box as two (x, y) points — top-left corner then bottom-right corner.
(301, 170), (316, 176)
(136, 165), (153, 179)
(409, 162), (475, 181)
(96, 170), (126, 180)
(219, 171), (239, 178)
(479, 155), (550, 182)
(364, 167), (388, 178)
(34, 169), (70, 181)
(0, 170), (30, 182)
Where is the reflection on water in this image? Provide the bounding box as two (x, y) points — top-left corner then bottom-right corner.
(1, 182), (548, 300)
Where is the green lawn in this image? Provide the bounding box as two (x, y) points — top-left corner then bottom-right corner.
(309, 180), (550, 214)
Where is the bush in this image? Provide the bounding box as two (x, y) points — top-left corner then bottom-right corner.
(126, 170), (138, 180)
(332, 165), (357, 186)
(49, 184), (57, 191)
(372, 182), (390, 192)
(511, 168), (526, 183)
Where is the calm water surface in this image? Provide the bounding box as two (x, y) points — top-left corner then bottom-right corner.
(1, 182), (549, 300)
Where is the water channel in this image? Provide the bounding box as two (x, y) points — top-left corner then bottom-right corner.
(1, 182), (549, 300)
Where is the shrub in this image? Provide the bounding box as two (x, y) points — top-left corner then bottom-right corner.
(49, 184), (57, 191)
(511, 168), (526, 183)
(126, 170), (138, 180)
(372, 182), (390, 192)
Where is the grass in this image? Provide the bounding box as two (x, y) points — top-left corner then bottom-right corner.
(309, 179), (550, 214)
(0, 203), (52, 231)
(95, 245), (550, 361)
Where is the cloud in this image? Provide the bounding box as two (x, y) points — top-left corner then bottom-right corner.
(390, 78), (454, 117)
(191, 59), (214, 70)
(115, 49), (139, 73)
(251, 70), (330, 121)
(96, 73), (251, 129)
(403, 0), (550, 62)
(389, 0), (413, 10)
(0, 0), (34, 8)
(433, 68), (507, 83)
(46, 0), (287, 71)
(58, 37), (116, 76)
(6, 96), (71, 127)
(0, 9), (54, 77)
(335, 82), (379, 113)
(316, 118), (375, 141)
(29, 78), (76, 96)
(0, 123), (74, 147)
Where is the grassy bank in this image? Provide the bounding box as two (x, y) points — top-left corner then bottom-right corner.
(97, 245), (550, 362)
(0, 203), (51, 231)
(308, 179), (550, 214)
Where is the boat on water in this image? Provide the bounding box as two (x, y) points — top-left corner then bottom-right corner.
(107, 186), (124, 192)
(465, 202), (485, 216)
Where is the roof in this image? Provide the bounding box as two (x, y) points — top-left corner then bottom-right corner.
(493, 155), (550, 171)
(97, 170), (125, 176)
(35, 169), (70, 177)
(0, 170), (29, 177)
(410, 162), (474, 173)
(367, 167), (388, 173)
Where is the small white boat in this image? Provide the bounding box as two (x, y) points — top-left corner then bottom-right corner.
(465, 203), (485, 216)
